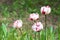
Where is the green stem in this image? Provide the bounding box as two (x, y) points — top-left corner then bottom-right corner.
(27, 33), (29, 40)
(45, 15), (47, 40)
(19, 28), (22, 35)
(17, 28), (22, 40)
(34, 32), (36, 40)
(38, 32), (40, 40)
(26, 26), (29, 40)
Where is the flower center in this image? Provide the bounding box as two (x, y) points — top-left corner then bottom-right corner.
(42, 8), (45, 14)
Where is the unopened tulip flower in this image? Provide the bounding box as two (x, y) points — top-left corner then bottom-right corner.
(13, 20), (23, 28)
(29, 13), (39, 21)
(32, 22), (43, 32)
(41, 6), (51, 15)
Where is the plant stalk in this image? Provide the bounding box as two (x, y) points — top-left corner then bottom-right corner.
(38, 32), (40, 40)
(45, 15), (47, 40)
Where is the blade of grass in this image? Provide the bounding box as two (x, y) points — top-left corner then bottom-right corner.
(2, 23), (8, 40)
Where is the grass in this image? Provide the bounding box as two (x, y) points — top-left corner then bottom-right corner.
(0, 23), (58, 40)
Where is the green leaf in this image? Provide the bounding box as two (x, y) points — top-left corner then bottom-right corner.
(50, 26), (53, 33)
(2, 23), (7, 36)
(20, 32), (27, 40)
(49, 26), (55, 40)
(30, 35), (33, 40)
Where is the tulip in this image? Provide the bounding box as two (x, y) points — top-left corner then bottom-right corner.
(32, 22), (43, 32)
(13, 20), (23, 28)
(41, 6), (51, 15)
(29, 13), (39, 21)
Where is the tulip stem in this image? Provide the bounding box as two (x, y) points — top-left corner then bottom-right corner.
(16, 28), (22, 40)
(19, 28), (22, 35)
(38, 32), (40, 40)
(26, 26), (29, 40)
(34, 32), (36, 40)
(45, 15), (47, 40)
(16, 28), (20, 40)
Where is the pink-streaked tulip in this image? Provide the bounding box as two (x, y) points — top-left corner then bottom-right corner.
(29, 13), (39, 21)
(32, 22), (43, 32)
(41, 6), (51, 15)
(13, 20), (23, 28)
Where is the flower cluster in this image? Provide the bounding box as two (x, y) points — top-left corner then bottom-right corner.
(13, 5), (51, 32)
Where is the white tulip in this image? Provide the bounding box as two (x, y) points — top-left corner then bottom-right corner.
(29, 13), (39, 21)
(41, 6), (51, 15)
(32, 22), (43, 32)
(13, 20), (23, 28)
